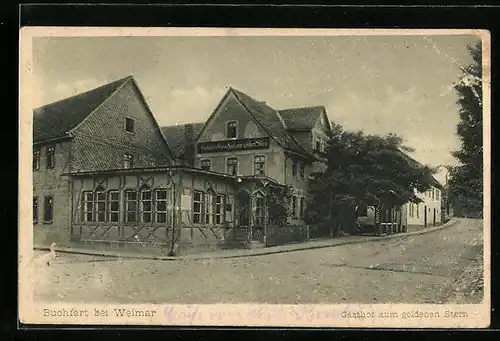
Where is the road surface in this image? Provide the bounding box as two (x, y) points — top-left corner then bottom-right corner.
(31, 218), (484, 304)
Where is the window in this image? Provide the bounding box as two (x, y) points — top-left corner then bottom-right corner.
(255, 197), (266, 226)
(125, 191), (138, 223)
(140, 190), (153, 223)
(95, 191), (106, 222)
(33, 196), (38, 224)
(291, 196), (297, 218)
(299, 162), (305, 180)
(125, 117), (135, 133)
(43, 196), (53, 223)
(431, 188), (435, 200)
(124, 153), (134, 169)
(204, 193), (213, 224)
(226, 157), (238, 175)
(254, 155), (266, 175)
(46, 146), (55, 170)
(33, 148), (40, 171)
(108, 191), (120, 223)
(200, 159), (211, 171)
(155, 189), (169, 223)
(215, 194), (225, 224)
(409, 203), (414, 218)
(315, 137), (321, 151)
(292, 159), (298, 178)
(299, 197), (306, 219)
(226, 121), (238, 139)
(82, 192), (94, 222)
(416, 204), (419, 219)
(193, 191), (204, 223)
(436, 190), (440, 201)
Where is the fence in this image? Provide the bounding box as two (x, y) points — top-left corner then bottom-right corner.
(265, 224), (308, 247)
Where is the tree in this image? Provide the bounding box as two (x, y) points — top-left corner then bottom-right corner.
(305, 124), (437, 237)
(448, 41), (483, 218)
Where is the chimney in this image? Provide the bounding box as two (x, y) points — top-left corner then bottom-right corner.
(184, 124), (195, 166)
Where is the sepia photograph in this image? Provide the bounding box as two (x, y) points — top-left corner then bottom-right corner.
(19, 27), (490, 328)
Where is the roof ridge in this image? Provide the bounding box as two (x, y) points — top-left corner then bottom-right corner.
(33, 75), (133, 112)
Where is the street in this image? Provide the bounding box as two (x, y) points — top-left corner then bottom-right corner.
(32, 218), (484, 304)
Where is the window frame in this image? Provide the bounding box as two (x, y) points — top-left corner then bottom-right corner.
(299, 197), (306, 219)
(298, 161), (305, 180)
(253, 155), (266, 176)
(33, 196), (38, 225)
(291, 159), (298, 178)
(255, 196), (266, 226)
(192, 190), (205, 224)
(125, 117), (135, 134)
(43, 195), (54, 224)
(33, 148), (41, 171)
(200, 158), (212, 171)
(140, 189), (153, 223)
(95, 190), (107, 223)
(124, 152), (134, 169)
(226, 157), (238, 175)
(46, 145), (55, 170)
(124, 190), (138, 223)
(226, 120), (238, 139)
(155, 188), (170, 223)
(82, 191), (94, 223)
(108, 191), (120, 223)
(214, 194), (226, 225)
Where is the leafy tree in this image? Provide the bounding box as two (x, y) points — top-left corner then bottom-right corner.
(305, 123), (437, 236)
(448, 41), (483, 218)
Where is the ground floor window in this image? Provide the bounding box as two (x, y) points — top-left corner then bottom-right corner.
(155, 189), (169, 223)
(255, 197), (266, 226)
(125, 190), (138, 223)
(43, 196), (53, 224)
(299, 197), (306, 219)
(95, 191), (106, 222)
(193, 191), (205, 223)
(33, 196), (38, 225)
(215, 194), (225, 224)
(140, 190), (153, 223)
(108, 191), (120, 222)
(82, 192), (94, 222)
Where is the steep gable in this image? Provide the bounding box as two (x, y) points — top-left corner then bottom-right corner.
(229, 88), (312, 157)
(161, 123), (205, 159)
(33, 76), (131, 143)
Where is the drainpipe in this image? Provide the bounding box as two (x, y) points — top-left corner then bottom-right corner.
(168, 170), (177, 256)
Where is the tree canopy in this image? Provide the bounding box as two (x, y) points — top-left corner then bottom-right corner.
(306, 124), (437, 235)
(448, 41), (483, 217)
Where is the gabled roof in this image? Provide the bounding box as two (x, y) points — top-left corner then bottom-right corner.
(229, 88), (312, 158)
(161, 123), (205, 159)
(398, 150), (443, 190)
(33, 76), (132, 143)
(278, 106), (326, 131)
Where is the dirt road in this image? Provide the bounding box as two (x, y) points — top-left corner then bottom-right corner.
(32, 218), (484, 304)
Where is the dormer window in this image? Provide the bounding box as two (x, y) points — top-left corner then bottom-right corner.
(226, 121), (238, 139)
(125, 117), (135, 133)
(124, 153), (134, 169)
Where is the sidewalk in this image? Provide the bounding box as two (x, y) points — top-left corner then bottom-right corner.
(35, 219), (458, 261)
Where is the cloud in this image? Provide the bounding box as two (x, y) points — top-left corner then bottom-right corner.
(151, 86), (227, 126)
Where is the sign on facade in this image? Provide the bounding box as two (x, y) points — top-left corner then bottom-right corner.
(197, 137), (270, 153)
(180, 195), (192, 211)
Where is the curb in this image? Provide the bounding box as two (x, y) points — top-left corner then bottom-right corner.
(35, 219), (459, 261)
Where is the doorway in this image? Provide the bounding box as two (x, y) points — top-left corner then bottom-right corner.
(424, 206), (427, 227)
(433, 208), (436, 226)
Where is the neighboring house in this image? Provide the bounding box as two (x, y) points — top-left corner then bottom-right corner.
(33, 76), (173, 246)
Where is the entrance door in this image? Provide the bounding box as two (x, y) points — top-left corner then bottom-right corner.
(433, 209), (436, 226)
(424, 206), (427, 227)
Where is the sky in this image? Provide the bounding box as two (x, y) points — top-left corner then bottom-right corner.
(31, 33), (481, 184)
